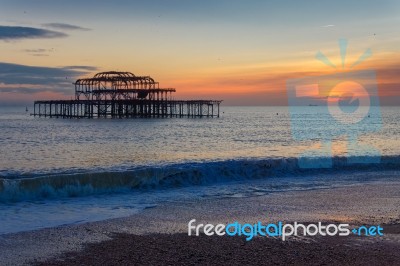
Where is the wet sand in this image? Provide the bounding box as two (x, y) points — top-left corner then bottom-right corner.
(1, 180), (400, 265)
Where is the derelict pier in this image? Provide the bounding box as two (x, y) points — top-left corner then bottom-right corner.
(33, 71), (222, 118)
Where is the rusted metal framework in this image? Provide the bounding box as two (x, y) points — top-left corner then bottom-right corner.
(33, 71), (222, 118)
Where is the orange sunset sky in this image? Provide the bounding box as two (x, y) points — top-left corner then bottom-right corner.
(0, 0), (399, 106)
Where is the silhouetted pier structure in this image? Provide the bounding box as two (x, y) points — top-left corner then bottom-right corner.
(33, 71), (222, 118)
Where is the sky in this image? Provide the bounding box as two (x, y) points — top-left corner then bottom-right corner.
(0, 0), (399, 106)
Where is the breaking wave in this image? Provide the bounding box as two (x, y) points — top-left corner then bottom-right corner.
(1, 155), (399, 202)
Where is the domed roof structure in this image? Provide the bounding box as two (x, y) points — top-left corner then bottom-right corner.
(74, 71), (174, 100)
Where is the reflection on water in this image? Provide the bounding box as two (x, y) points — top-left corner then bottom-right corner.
(0, 106), (399, 234)
(0, 106), (399, 176)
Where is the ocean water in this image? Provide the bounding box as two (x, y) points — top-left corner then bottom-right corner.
(0, 106), (399, 234)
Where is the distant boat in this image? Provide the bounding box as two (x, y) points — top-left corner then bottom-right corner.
(25, 107), (28, 112)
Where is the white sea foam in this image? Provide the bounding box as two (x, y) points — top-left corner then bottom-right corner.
(0, 106), (399, 235)
(1, 156), (399, 203)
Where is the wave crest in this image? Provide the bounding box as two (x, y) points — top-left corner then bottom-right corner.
(1, 156), (399, 202)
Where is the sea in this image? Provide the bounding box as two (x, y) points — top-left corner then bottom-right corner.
(0, 106), (399, 234)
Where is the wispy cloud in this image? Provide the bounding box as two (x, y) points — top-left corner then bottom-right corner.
(321, 24), (335, 28)
(0, 26), (67, 41)
(62, 65), (98, 71)
(42, 23), (90, 31)
(23, 48), (55, 57)
(24, 49), (49, 53)
(31, 54), (50, 57)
